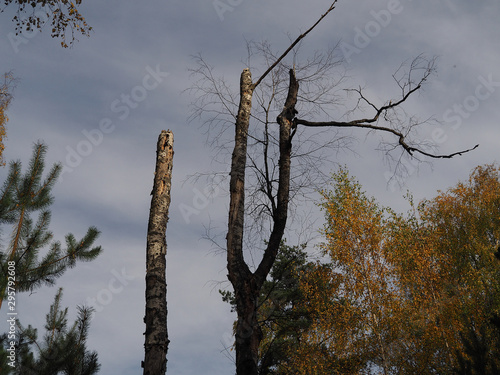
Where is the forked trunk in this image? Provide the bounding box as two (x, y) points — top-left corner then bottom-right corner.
(228, 69), (297, 375)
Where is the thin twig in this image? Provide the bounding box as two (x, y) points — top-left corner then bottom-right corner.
(252, 1), (338, 89)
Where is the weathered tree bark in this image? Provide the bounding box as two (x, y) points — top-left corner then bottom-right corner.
(227, 68), (298, 375)
(143, 130), (174, 375)
(220, 4), (477, 375)
(225, 7), (338, 375)
(226, 68), (257, 375)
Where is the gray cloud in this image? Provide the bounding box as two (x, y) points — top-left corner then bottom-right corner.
(0, 0), (498, 373)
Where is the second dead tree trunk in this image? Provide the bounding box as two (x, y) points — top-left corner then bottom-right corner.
(143, 130), (174, 375)
(225, 5), (338, 374)
(182, 1), (480, 373)
(227, 65), (298, 374)
(223, 8), (477, 375)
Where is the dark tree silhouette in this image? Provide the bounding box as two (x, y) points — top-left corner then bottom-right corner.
(190, 2), (476, 373)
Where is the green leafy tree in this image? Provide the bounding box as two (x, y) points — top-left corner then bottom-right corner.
(256, 243), (313, 375)
(222, 243), (363, 374)
(2, 0), (92, 47)
(5, 288), (100, 375)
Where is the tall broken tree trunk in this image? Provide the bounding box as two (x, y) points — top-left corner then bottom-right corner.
(226, 68), (258, 375)
(227, 68), (297, 375)
(143, 130), (174, 375)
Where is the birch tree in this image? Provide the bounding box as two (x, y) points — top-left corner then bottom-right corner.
(2, 0), (92, 47)
(143, 130), (174, 375)
(0, 72), (16, 166)
(190, 2), (476, 374)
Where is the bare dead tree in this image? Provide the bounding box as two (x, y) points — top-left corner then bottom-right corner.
(143, 130), (174, 375)
(189, 2), (477, 374)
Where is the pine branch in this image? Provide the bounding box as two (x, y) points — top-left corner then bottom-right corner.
(20, 228), (101, 277)
(0, 143), (102, 310)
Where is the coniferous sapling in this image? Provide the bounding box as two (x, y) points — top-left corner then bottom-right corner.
(0, 142), (102, 373)
(0, 142), (102, 310)
(12, 288), (100, 374)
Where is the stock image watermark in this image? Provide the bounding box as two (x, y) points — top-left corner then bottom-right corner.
(213, 0), (244, 21)
(7, 11), (48, 53)
(384, 73), (499, 191)
(438, 73), (500, 137)
(60, 64), (169, 180)
(6, 261), (17, 368)
(85, 267), (135, 315)
(178, 174), (226, 224)
(340, 0), (412, 63)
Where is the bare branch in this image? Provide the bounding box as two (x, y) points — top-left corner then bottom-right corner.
(188, 2), (478, 372)
(296, 55), (477, 160)
(296, 117), (478, 159)
(252, 1), (339, 89)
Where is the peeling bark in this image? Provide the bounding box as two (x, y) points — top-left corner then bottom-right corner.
(218, 4), (477, 375)
(143, 130), (173, 375)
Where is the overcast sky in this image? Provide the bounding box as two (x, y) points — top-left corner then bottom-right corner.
(0, 1), (499, 374)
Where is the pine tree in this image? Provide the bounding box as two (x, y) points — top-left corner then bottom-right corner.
(0, 142), (102, 373)
(0, 142), (102, 309)
(7, 288), (100, 375)
(220, 243), (313, 373)
(256, 243), (315, 375)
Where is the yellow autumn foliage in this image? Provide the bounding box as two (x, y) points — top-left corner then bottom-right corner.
(288, 166), (500, 374)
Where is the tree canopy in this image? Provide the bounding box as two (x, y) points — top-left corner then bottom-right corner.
(2, 0), (92, 47)
(251, 165), (500, 374)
